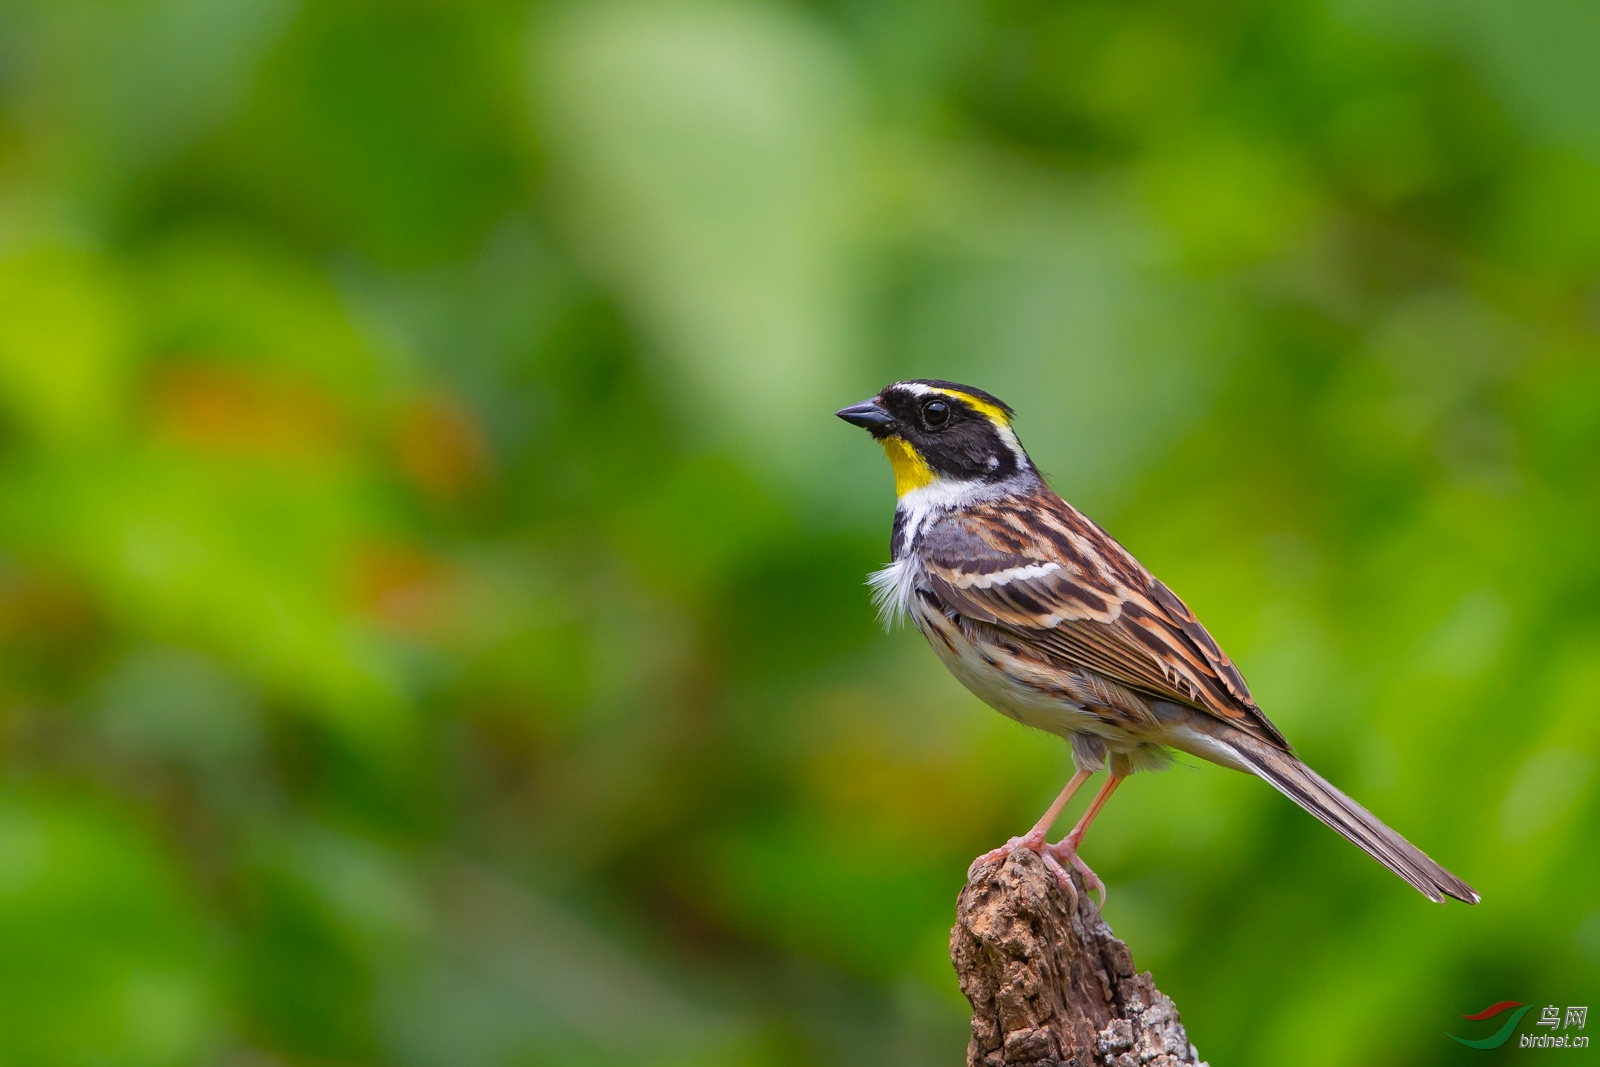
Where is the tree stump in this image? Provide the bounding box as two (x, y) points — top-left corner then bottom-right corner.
(951, 849), (1206, 1067)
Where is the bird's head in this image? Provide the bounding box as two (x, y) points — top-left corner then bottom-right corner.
(836, 380), (1033, 497)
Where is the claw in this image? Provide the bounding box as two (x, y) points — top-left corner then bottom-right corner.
(1071, 851), (1107, 908)
(965, 830), (1047, 880)
(1048, 841), (1107, 909)
(967, 832), (1083, 912)
(1039, 849), (1079, 913)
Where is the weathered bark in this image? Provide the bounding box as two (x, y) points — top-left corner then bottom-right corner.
(951, 849), (1206, 1067)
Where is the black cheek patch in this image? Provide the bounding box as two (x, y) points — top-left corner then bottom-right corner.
(933, 421), (1019, 481)
(875, 386), (1023, 482)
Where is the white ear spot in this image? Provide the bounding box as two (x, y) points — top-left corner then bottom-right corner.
(987, 455), (1000, 470)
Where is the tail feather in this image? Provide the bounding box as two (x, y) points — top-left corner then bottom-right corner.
(1224, 731), (1479, 904)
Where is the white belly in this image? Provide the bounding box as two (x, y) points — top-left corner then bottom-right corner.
(908, 595), (1102, 740)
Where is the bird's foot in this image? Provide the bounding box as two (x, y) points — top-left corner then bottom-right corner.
(966, 829), (1047, 880)
(967, 831), (1081, 912)
(1046, 839), (1106, 909)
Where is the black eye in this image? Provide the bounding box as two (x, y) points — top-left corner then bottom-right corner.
(923, 399), (950, 427)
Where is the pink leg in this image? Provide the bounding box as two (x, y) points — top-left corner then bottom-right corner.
(1048, 772), (1124, 907)
(967, 769), (1093, 882)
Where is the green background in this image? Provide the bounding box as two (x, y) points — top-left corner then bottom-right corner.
(0, 0), (1595, 1063)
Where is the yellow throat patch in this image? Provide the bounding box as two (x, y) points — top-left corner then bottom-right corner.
(880, 436), (934, 496)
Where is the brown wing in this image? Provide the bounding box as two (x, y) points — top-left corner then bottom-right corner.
(918, 493), (1289, 750)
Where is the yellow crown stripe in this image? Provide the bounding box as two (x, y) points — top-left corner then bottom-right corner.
(926, 387), (1011, 425)
(880, 436), (934, 495)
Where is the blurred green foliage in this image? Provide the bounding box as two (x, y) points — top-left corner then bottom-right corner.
(0, 0), (1597, 1064)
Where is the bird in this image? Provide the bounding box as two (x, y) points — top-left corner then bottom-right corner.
(836, 379), (1478, 906)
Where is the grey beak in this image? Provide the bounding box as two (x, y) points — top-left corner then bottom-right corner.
(835, 398), (894, 432)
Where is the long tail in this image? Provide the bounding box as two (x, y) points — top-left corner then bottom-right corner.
(1221, 729), (1479, 904)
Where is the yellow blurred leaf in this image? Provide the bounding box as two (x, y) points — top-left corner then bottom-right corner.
(0, 246), (129, 445)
